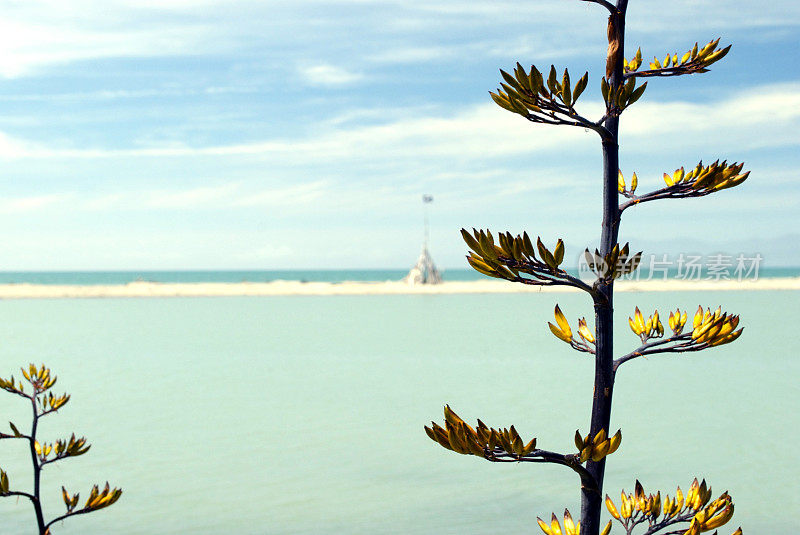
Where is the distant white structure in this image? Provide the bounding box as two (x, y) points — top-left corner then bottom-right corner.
(404, 194), (442, 285)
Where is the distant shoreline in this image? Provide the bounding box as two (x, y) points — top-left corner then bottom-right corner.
(0, 278), (797, 299)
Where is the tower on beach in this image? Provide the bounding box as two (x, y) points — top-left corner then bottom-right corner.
(404, 194), (442, 285)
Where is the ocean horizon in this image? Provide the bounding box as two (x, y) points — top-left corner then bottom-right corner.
(0, 267), (797, 285)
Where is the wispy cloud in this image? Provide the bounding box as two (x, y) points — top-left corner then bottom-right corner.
(1, 83), (798, 163)
(0, 193), (71, 214)
(2, 0), (797, 79)
(0, 86), (258, 102)
(0, 182), (334, 214)
(0, 131), (32, 157)
(232, 181), (329, 208)
(0, 1), (798, 269)
(299, 64), (363, 86)
(366, 46), (455, 65)
(623, 83), (800, 152)
(0, 103), (587, 161)
(1, 82), (796, 234)
(0, 8), (210, 78)
(145, 184), (241, 209)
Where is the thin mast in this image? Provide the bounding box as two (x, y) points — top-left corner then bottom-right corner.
(422, 194), (433, 251)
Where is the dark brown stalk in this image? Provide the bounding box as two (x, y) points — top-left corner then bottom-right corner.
(580, 1), (628, 534)
(28, 394), (46, 534)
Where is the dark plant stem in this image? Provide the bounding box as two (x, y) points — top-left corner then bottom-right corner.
(581, 1), (627, 534)
(46, 509), (93, 531)
(28, 394), (46, 534)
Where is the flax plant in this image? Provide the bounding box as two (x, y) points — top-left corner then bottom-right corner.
(424, 2), (747, 534)
(0, 364), (121, 534)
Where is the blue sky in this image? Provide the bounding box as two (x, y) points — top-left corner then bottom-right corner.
(0, 0), (798, 270)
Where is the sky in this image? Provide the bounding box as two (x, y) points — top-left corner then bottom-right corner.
(0, 0), (798, 270)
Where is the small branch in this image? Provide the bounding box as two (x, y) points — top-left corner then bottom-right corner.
(614, 333), (720, 371)
(642, 513), (695, 535)
(464, 229), (602, 299)
(629, 515), (648, 532)
(496, 71), (611, 138)
(487, 447), (568, 464)
(501, 258), (598, 297)
(620, 162), (748, 213)
(2, 490), (36, 502)
(524, 111), (612, 141)
(39, 407), (62, 418)
(2, 389), (33, 402)
(485, 448), (599, 493)
(509, 273), (596, 295)
(40, 455), (70, 468)
(623, 66), (696, 79)
(579, 0), (616, 14)
(45, 508), (96, 530)
(620, 186), (717, 212)
(615, 335), (683, 368)
(570, 339), (596, 355)
(0, 433), (31, 440)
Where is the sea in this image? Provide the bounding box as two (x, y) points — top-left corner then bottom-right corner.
(0, 270), (797, 534)
(0, 267), (797, 285)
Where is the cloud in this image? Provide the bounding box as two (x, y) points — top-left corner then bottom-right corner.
(625, 0), (800, 32)
(0, 193), (71, 214)
(366, 46), (454, 64)
(0, 101), (592, 162)
(0, 181), (334, 215)
(1, 83), (798, 166)
(2, 0), (798, 79)
(0, 9), (210, 78)
(0, 131), (33, 157)
(0, 86), (257, 102)
(232, 181), (329, 208)
(623, 82), (800, 152)
(299, 64), (363, 86)
(145, 184), (241, 209)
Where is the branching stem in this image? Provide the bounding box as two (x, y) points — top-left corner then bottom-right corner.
(485, 448), (600, 493)
(45, 508), (94, 531)
(506, 271), (596, 295)
(581, 2), (628, 534)
(620, 185), (720, 213)
(579, 0), (617, 14)
(28, 392), (46, 534)
(614, 333), (716, 371)
(524, 110), (612, 141)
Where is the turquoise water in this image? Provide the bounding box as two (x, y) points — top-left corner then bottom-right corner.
(0, 291), (797, 534)
(0, 267), (797, 285)
(0, 270), (424, 285)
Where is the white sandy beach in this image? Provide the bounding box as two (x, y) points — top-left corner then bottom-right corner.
(0, 277), (797, 299)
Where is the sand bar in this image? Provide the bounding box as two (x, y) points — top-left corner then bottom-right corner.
(0, 278), (797, 299)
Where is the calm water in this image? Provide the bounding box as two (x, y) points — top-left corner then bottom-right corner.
(0, 267), (797, 285)
(0, 290), (797, 534)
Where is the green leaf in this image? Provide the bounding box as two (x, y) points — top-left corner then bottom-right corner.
(554, 239), (565, 266)
(500, 70), (523, 92)
(601, 78), (610, 103)
(529, 66), (544, 95)
(561, 68), (571, 106)
(460, 228), (481, 253)
(490, 92), (515, 113)
(627, 82), (647, 106)
(547, 65), (558, 94)
(514, 62), (532, 92)
(572, 72), (588, 102)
